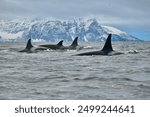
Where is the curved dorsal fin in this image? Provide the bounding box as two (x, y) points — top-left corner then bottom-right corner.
(101, 34), (113, 52)
(71, 37), (78, 47)
(57, 40), (63, 46)
(26, 39), (33, 50)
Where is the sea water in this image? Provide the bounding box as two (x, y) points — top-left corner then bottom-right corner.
(0, 41), (150, 99)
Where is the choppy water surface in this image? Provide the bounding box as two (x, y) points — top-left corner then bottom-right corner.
(0, 41), (150, 99)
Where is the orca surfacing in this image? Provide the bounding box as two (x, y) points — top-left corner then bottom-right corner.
(39, 40), (64, 50)
(19, 37), (83, 53)
(76, 34), (123, 56)
(63, 37), (83, 50)
(19, 39), (49, 53)
(19, 39), (33, 53)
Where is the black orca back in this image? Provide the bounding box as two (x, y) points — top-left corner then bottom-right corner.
(71, 37), (78, 47)
(101, 34), (113, 52)
(57, 40), (63, 46)
(26, 39), (33, 50)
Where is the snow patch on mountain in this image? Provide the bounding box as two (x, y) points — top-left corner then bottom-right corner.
(102, 26), (127, 35)
(0, 18), (140, 42)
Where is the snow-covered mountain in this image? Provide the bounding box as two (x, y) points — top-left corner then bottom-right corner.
(0, 18), (139, 42)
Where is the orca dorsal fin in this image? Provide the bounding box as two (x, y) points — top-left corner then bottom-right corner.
(26, 39), (33, 50)
(57, 40), (63, 46)
(101, 34), (113, 52)
(71, 37), (78, 47)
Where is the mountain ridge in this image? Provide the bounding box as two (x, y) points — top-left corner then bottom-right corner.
(0, 18), (140, 42)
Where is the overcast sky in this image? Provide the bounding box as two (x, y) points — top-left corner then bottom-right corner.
(0, 0), (150, 40)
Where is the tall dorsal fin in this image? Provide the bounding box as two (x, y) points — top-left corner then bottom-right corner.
(101, 34), (113, 52)
(57, 40), (63, 46)
(26, 39), (33, 50)
(71, 37), (78, 47)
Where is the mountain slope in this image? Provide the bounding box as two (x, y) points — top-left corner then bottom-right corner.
(0, 18), (140, 42)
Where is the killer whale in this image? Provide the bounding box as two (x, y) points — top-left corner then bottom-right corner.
(39, 40), (64, 50)
(63, 37), (83, 50)
(39, 37), (83, 50)
(76, 34), (123, 56)
(19, 38), (80, 53)
(19, 39), (33, 53)
(19, 39), (50, 53)
(68, 37), (79, 49)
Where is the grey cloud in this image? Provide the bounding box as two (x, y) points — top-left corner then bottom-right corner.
(0, 0), (149, 32)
